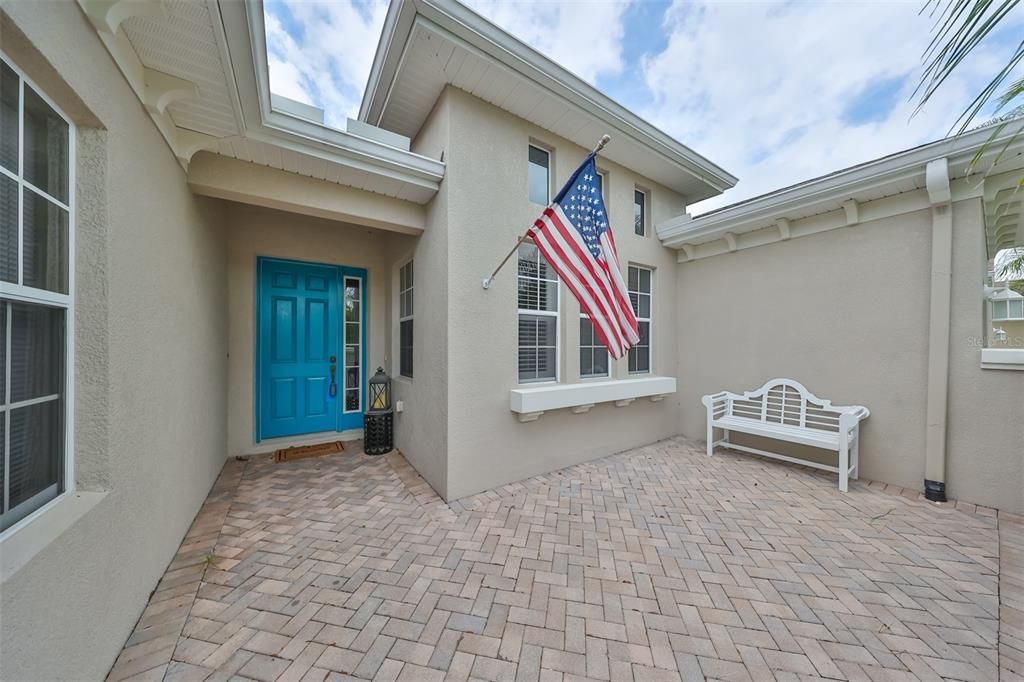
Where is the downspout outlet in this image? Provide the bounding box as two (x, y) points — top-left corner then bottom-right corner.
(924, 479), (947, 502)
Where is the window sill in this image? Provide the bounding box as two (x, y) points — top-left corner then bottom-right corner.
(1, 490), (108, 584)
(981, 348), (1024, 370)
(510, 376), (676, 422)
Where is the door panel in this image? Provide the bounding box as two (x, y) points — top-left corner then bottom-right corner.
(258, 259), (340, 439)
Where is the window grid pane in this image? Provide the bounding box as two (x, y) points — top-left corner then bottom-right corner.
(0, 62), (18, 174)
(627, 265), (652, 374)
(528, 145), (550, 205)
(0, 57), (72, 531)
(23, 188), (69, 294)
(399, 260), (414, 378)
(1, 300), (66, 527)
(518, 242), (558, 382)
(23, 86), (69, 204)
(343, 279), (361, 413)
(1, 174), (17, 283)
(579, 316), (608, 378)
(633, 190), (646, 236)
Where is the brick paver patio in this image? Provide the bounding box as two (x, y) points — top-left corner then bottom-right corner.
(107, 437), (1015, 681)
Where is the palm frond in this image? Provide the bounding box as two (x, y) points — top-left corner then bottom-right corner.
(915, 0), (1023, 132)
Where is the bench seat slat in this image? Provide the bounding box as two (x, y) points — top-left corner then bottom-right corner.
(712, 415), (846, 449)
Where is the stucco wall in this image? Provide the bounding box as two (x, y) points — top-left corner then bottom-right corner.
(675, 197), (1023, 512)
(0, 4), (228, 680)
(441, 88), (688, 501)
(388, 90), (451, 496)
(225, 203), (396, 457)
(676, 207), (933, 491)
(946, 199), (1024, 512)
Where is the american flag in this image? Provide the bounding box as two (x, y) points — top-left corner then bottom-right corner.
(527, 154), (639, 359)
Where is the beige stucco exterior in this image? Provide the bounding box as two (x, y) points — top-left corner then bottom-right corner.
(224, 203), (408, 457)
(0, 5), (228, 680)
(437, 88), (687, 500)
(675, 197), (1024, 513)
(388, 90), (451, 496)
(946, 201), (1024, 513)
(2, 3), (1022, 680)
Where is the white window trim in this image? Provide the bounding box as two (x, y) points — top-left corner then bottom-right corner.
(633, 188), (648, 237)
(517, 243), (560, 385)
(0, 50), (77, 541)
(981, 348), (1024, 370)
(398, 259), (413, 379)
(528, 143), (552, 206)
(510, 376), (676, 421)
(579, 313), (609, 380)
(628, 264), (653, 375)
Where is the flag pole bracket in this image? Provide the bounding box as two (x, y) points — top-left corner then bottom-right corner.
(481, 135), (611, 290)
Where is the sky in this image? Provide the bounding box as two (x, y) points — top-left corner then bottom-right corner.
(264, 0), (1024, 214)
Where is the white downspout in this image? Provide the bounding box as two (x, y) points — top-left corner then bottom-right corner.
(924, 158), (952, 502)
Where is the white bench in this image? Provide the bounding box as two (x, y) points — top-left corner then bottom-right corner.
(702, 379), (869, 492)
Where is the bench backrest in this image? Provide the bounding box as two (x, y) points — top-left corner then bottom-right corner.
(724, 379), (864, 433)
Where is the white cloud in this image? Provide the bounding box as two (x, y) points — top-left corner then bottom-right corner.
(265, 1), (389, 129)
(465, 0), (632, 84)
(266, 0), (1022, 216)
(641, 1), (1024, 213)
(264, 0), (633, 127)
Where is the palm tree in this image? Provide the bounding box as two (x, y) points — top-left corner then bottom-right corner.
(916, 0), (1023, 278)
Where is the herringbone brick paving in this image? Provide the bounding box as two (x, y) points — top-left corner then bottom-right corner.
(107, 437), (1013, 681)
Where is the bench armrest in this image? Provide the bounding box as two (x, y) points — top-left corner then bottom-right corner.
(839, 406), (869, 433)
(702, 391), (730, 411)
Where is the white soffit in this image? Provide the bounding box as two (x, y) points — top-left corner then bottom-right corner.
(660, 123), (1024, 261)
(77, 0), (445, 205)
(360, 0), (736, 202)
(120, 0), (241, 139)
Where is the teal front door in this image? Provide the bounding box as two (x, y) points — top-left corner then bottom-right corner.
(256, 258), (366, 441)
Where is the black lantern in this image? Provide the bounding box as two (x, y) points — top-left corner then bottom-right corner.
(368, 367), (392, 412)
(364, 367), (394, 455)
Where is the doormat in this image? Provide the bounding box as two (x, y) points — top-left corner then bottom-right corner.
(274, 441), (345, 463)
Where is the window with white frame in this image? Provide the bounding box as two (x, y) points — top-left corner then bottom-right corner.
(518, 242), (558, 382)
(987, 246), (1024, 349)
(579, 315), (609, 378)
(596, 169), (606, 206)
(633, 189), (647, 236)
(627, 265), (652, 373)
(992, 296), (1024, 321)
(1, 56), (74, 532)
(528, 144), (550, 205)
(399, 260), (413, 378)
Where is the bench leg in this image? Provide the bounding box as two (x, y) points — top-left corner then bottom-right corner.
(851, 435), (860, 480)
(706, 418), (714, 457)
(839, 441), (849, 493)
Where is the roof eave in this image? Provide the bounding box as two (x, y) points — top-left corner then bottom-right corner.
(221, 0), (445, 200)
(659, 124), (1024, 248)
(359, 0), (737, 197)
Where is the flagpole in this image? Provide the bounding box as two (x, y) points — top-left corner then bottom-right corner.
(482, 135), (611, 290)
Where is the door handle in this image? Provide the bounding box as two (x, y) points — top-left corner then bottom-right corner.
(329, 359), (337, 398)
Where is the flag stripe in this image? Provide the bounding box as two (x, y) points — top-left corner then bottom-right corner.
(519, 153), (638, 360)
(531, 233), (625, 359)
(532, 213), (628, 354)
(536, 210), (630, 354)
(530, 223), (628, 357)
(548, 206), (637, 345)
(599, 233), (640, 344)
